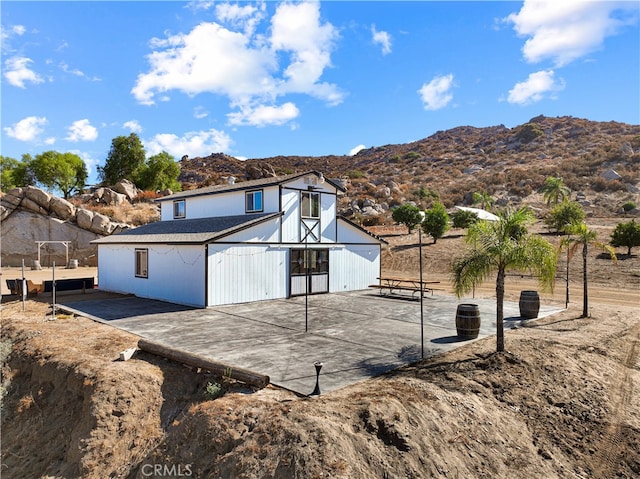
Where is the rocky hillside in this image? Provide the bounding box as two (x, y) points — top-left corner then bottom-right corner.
(178, 115), (640, 220)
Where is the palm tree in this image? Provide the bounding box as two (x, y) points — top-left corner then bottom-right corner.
(472, 191), (495, 211)
(541, 176), (571, 206)
(560, 222), (617, 318)
(452, 208), (557, 352)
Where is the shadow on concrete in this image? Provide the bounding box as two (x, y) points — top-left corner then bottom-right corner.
(431, 335), (471, 344)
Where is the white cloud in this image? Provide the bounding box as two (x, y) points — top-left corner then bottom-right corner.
(4, 116), (47, 141)
(3, 56), (44, 88)
(44, 137), (56, 145)
(132, 1), (342, 127)
(371, 25), (392, 55)
(506, 70), (565, 105)
(193, 106), (209, 119)
(123, 120), (143, 133)
(66, 119), (98, 142)
(59, 62), (101, 81)
(349, 144), (366, 156)
(227, 102), (299, 127)
(215, 1), (265, 36)
(506, 1), (639, 67)
(145, 129), (233, 158)
(418, 74), (455, 110)
(12, 25), (26, 36)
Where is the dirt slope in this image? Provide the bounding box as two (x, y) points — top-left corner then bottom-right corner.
(1, 219), (639, 479)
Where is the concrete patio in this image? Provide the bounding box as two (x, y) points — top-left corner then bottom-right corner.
(60, 290), (562, 395)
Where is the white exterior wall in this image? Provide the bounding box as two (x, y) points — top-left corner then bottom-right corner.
(160, 186), (281, 220)
(279, 178), (338, 243)
(329, 245), (381, 293)
(221, 216), (280, 243)
(97, 244), (206, 307)
(207, 244), (288, 306)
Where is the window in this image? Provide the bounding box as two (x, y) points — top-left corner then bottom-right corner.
(290, 249), (329, 275)
(173, 200), (186, 219)
(301, 191), (320, 218)
(135, 249), (148, 278)
(246, 190), (263, 213)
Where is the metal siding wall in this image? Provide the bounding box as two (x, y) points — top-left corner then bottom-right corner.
(207, 245), (288, 305)
(221, 217), (280, 242)
(329, 246), (381, 292)
(321, 194), (337, 242)
(281, 189), (299, 242)
(98, 244), (206, 307)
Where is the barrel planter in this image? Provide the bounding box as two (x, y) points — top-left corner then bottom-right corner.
(519, 290), (540, 319)
(455, 303), (481, 339)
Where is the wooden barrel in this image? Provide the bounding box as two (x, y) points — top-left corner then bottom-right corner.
(456, 304), (481, 339)
(519, 290), (540, 319)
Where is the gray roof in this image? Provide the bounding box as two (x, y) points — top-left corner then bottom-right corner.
(92, 212), (282, 245)
(157, 170), (345, 202)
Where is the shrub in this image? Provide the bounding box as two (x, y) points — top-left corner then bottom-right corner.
(622, 201), (636, 212)
(610, 220), (640, 256)
(545, 201), (586, 233)
(204, 381), (225, 400)
(515, 123), (544, 143)
(347, 170), (365, 179)
(452, 209), (479, 229)
(392, 203), (423, 234)
(404, 151), (421, 161)
(422, 202), (450, 243)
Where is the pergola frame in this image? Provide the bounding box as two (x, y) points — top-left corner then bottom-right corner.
(35, 241), (70, 265)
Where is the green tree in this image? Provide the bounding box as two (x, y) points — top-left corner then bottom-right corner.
(452, 208), (557, 352)
(392, 203), (423, 234)
(472, 191), (494, 211)
(562, 222), (617, 318)
(136, 151), (182, 192)
(422, 202), (450, 243)
(31, 151), (87, 198)
(99, 133), (146, 186)
(545, 201), (585, 233)
(451, 209), (479, 229)
(540, 176), (570, 206)
(1, 156), (21, 192)
(1, 155), (36, 191)
(610, 219), (640, 256)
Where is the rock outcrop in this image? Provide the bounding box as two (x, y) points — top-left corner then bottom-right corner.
(1, 186), (130, 267)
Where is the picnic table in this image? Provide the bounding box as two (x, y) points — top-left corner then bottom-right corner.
(369, 276), (441, 299)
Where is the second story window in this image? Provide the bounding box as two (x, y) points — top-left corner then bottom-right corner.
(301, 191), (320, 218)
(173, 200), (186, 219)
(246, 190), (263, 213)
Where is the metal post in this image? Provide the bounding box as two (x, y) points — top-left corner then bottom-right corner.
(21, 258), (26, 312)
(419, 226), (424, 359)
(565, 248), (570, 308)
(52, 261), (56, 320)
(311, 361), (323, 396)
(305, 233), (309, 333)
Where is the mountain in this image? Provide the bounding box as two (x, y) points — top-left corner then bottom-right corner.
(180, 115), (640, 219)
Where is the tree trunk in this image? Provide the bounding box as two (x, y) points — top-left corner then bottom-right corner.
(582, 242), (589, 318)
(496, 267), (505, 352)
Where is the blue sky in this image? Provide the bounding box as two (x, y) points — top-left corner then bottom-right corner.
(2, 1), (639, 184)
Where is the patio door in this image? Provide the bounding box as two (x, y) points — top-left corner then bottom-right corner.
(290, 249), (329, 296)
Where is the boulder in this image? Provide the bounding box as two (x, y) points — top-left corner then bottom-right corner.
(49, 197), (77, 221)
(92, 187), (106, 202)
(24, 186), (52, 210)
(1, 190), (24, 208)
(102, 188), (127, 206)
(21, 197), (48, 215)
(114, 179), (139, 201)
(0, 205), (8, 221)
(76, 208), (95, 230)
(90, 212), (113, 235)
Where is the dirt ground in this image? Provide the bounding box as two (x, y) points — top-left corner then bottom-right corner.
(1, 219), (638, 478)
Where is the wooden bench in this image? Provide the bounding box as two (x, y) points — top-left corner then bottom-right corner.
(43, 277), (95, 293)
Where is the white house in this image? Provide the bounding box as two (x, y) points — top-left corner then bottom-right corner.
(93, 171), (385, 307)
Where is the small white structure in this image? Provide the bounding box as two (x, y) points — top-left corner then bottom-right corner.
(93, 171), (385, 307)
